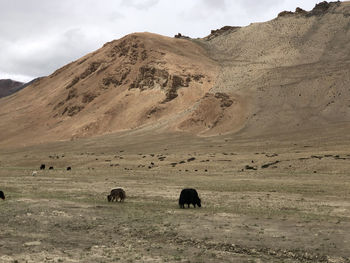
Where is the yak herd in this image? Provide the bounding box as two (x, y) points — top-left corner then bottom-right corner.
(0, 187), (201, 208)
(106, 187), (201, 208)
(39, 164), (71, 171)
(1, 163), (202, 208)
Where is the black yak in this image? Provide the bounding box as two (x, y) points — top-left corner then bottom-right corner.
(40, 164), (45, 170)
(0, 190), (5, 200)
(49, 166), (54, 170)
(67, 166), (71, 171)
(179, 188), (201, 208)
(107, 188), (126, 202)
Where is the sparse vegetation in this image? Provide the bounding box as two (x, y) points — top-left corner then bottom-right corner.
(1, 2), (350, 262)
(1, 131), (350, 262)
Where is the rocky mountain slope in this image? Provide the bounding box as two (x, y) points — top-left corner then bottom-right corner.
(202, 1), (350, 136)
(0, 1), (349, 146)
(0, 33), (218, 146)
(0, 79), (24, 98)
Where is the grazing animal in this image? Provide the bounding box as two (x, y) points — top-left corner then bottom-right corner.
(67, 166), (71, 171)
(179, 188), (201, 208)
(49, 166), (54, 170)
(32, 171), (38, 176)
(40, 164), (45, 170)
(107, 188), (126, 202)
(0, 190), (5, 200)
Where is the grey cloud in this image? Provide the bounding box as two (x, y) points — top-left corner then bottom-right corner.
(181, 0), (228, 22)
(235, 0), (320, 17)
(0, 0), (337, 81)
(0, 0), (124, 79)
(237, 0), (285, 13)
(121, 0), (160, 10)
(0, 28), (99, 78)
(202, 0), (227, 10)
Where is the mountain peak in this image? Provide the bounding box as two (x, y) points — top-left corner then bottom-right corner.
(278, 1), (346, 18)
(0, 1), (350, 146)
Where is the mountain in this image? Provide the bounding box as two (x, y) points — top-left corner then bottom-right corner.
(202, 1), (350, 137)
(0, 79), (24, 98)
(0, 33), (218, 146)
(0, 1), (349, 147)
(0, 78), (43, 99)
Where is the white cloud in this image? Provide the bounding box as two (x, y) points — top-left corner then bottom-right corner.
(202, 0), (227, 10)
(121, 0), (160, 10)
(0, 71), (33, 83)
(0, 28), (103, 78)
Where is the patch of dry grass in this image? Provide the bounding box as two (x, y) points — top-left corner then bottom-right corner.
(1, 132), (350, 262)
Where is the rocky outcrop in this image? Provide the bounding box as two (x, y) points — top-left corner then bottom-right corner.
(204, 26), (240, 40)
(277, 11), (294, 17)
(295, 7), (308, 15)
(278, 1), (341, 18)
(102, 67), (131, 87)
(214, 93), (234, 108)
(129, 66), (208, 103)
(309, 1), (332, 16)
(106, 36), (146, 64)
(174, 33), (190, 39)
(129, 66), (170, 91)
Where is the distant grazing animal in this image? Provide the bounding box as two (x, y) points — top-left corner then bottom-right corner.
(40, 164), (45, 170)
(0, 190), (5, 200)
(49, 166), (54, 170)
(32, 171), (38, 176)
(67, 166), (71, 171)
(179, 188), (201, 208)
(107, 188), (126, 202)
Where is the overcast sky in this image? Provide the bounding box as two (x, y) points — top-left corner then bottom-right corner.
(0, 0), (323, 82)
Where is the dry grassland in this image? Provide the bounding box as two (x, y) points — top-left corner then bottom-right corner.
(1, 131), (350, 262)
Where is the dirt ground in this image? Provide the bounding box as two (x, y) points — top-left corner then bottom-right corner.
(1, 130), (350, 263)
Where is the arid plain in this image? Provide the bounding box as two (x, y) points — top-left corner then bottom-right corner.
(1, 129), (350, 262)
(1, 2), (350, 262)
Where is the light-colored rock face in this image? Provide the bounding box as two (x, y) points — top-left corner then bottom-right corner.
(204, 1), (350, 136)
(0, 2), (349, 147)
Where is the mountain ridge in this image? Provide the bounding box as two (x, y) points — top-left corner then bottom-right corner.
(0, 1), (349, 147)
(0, 79), (24, 98)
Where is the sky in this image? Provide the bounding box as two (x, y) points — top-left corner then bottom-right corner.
(0, 0), (323, 82)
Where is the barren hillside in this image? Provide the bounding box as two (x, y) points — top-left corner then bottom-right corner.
(203, 1), (350, 136)
(0, 1), (349, 147)
(0, 33), (218, 146)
